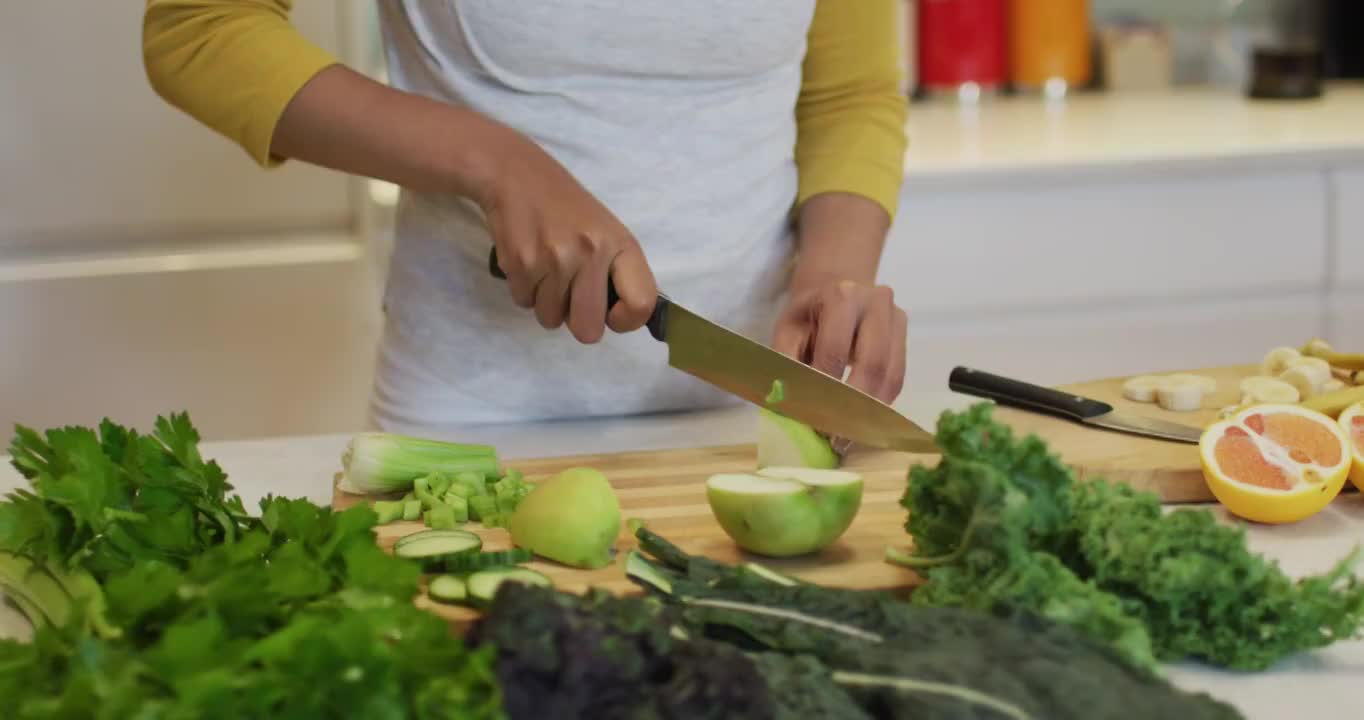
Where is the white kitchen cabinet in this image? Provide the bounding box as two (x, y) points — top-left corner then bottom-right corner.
(0, 249), (382, 441)
(0, 3), (352, 251)
(904, 294), (1324, 398)
(882, 170), (1328, 314)
(1334, 170), (1364, 290)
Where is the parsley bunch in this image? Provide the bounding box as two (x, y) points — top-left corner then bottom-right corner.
(0, 414), (503, 719)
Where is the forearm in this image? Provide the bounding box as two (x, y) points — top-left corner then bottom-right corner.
(270, 64), (506, 201)
(790, 192), (891, 290)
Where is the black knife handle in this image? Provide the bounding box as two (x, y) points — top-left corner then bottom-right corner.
(949, 366), (1112, 421)
(488, 247), (668, 341)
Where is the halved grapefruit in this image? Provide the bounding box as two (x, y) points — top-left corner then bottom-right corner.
(1339, 401), (1364, 493)
(1199, 403), (1352, 524)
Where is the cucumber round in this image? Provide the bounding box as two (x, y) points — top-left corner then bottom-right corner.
(393, 529), (482, 562)
(427, 575), (468, 605)
(466, 567), (552, 606)
(394, 529), (482, 548)
(442, 548), (533, 574)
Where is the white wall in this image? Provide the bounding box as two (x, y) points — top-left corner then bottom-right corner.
(0, 3), (353, 254)
(0, 2), (383, 441)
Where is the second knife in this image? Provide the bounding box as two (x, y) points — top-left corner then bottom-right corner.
(948, 366), (1204, 444)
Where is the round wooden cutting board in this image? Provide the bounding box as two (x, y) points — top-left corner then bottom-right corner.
(986, 364), (1263, 503)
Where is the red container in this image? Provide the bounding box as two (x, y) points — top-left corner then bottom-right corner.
(917, 0), (1008, 91)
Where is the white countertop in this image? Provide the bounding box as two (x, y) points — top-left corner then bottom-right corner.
(2, 401), (1362, 719)
(902, 82), (1364, 187)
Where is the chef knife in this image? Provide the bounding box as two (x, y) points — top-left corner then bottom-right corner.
(488, 249), (938, 453)
(948, 366), (1204, 444)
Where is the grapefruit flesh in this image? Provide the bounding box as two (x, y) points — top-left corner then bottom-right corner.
(1199, 404), (1351, 524)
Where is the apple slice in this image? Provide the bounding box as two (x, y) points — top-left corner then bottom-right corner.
(706, 468), (863, 557)
(757, 409), (839, 469)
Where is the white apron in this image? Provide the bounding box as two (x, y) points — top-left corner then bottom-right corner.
(368, 0), (817, 431)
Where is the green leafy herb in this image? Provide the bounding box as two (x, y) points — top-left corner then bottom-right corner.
(888, 402), (1364, 671)
(0, 414), (505, 719)
(627, 526), (1242, 720)
(467, 583), (867, 720)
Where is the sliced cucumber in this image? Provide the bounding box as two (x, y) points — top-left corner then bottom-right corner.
(394, 529), (479, 549)
(427, 575), (468, 605)
(392, 529), (482, 565)
(466, 567), (552, 606)
(442, 548), (533, 574)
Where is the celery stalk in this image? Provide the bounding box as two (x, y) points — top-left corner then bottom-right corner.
(338, 432), (500, 495)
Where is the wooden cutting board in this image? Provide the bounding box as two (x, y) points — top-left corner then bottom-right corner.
(988, 364), (1261, 503)
(330, 364), (1257, 626)
(333, 444), (936, 628)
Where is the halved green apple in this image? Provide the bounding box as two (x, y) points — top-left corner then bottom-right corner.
(705, 467), (863, 557)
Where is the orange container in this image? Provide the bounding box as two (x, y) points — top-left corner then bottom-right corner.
(1008, 0), (1092, 91)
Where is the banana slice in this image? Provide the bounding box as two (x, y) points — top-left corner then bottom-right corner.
(1122, 375), (1165, 403)
(1322, 378), (1347, 393)
(1155, 376), (1205, 412)
(1278, 366), (1321, 399)
(1278, 359), (1331, 399)
(1165, 373), (1217, 394)
(1239, 376), (1301, 404)
(1261, 346), (1302, 376)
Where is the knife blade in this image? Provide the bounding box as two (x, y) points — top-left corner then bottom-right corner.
(488, 249), (939, 453)
(948, 366), (1204, 444)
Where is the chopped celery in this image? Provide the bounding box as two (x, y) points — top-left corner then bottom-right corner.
(402, 499), (423, 521)
(501, 468), (524, 484)
(338, 432), (500, 495)
(372, 500), (405, 525)
(413, 475), (441, 509)
(446, 483), (473, 500)
(446, 495), (470, 524)
(469, 495), (497, 522)
(424, 504), (458, 530)
(428, 472), (453, 497)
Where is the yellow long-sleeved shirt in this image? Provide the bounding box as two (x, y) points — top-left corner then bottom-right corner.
(142, 0), (908, 219)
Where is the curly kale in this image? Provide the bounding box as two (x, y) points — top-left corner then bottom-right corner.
(1068, 479), (1364, 669)
(890, 402), (1364, 672)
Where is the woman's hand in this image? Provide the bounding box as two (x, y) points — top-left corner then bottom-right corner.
(474, 130), (658, 344)
(773, 275), (908, 405)
(772, 192), (908, 411)
(266, 64), (657, 345)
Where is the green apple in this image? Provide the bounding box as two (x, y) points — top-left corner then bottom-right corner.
(508, 467), (620, 569)
(706, 467), (863, 557)
(757, 409), (839, 470)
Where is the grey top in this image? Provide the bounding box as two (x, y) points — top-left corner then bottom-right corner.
(368, 0), (817, 430)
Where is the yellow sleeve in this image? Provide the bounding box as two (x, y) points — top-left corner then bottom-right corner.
(795, 0), (909, 220)
(142, 0), (339, 167)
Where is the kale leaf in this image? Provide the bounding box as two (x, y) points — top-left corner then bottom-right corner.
(1068, 479), (1364, 669)
(891, 402), (1364, 672)
(629, 528), (1242, 720)
(467, 583), (867, 720)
